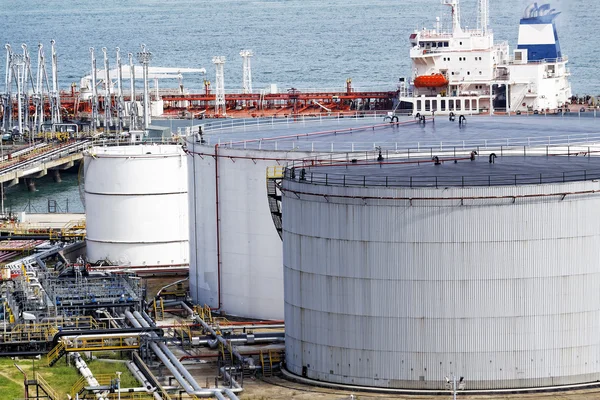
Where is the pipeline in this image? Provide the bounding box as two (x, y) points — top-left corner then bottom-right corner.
(124, 311), (241, 399)
(73, 352), (107, 400)
(135, 311), (204, 392)
(51, 328), (160, 346)
(156, 278), (188, 297)
(193, 313), (248, 365)
(214, 143), (222, 310)
(171, 301), (283, 366)
(126, 360), (156, 390)
(127, 357), (163, 400)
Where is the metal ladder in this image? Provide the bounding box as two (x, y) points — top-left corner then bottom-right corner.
(153, 297), (164, 321)
(46, 341), (66, 366)
(266, 166), (284, 240)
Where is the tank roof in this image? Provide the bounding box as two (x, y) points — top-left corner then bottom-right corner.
(180, 114), (600, 152)
(285, 154), (600, 188)
(88, 144), (182, 157)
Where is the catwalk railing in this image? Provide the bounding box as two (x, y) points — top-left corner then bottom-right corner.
(283, 144), (600, 188)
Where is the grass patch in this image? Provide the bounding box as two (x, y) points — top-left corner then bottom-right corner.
(0, 354), (139, 400)
(0, 356), (81, 399)
(86, 358), (138, 388)
(0, 372), (23, 400)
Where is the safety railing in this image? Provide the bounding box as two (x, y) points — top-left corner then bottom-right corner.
(46, 341), (66, 366)
(178, 111), (406, 137)
(284, 163), (600, 189)
(185, 116), (600, 153)
(195, 304), (213, 324)
(266, 166), (285, 179)
(70, 375), (88, 399)
(63, 334), (141, 352)
(283, 142), (600, 173)
(36, 373), (60, 400)
(70, 374), (116, 399)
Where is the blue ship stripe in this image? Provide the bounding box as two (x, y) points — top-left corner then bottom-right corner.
(516, 44), (562, 60)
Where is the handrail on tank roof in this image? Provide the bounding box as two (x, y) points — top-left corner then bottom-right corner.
(179, 111), (411, 137)
(287, 142), (600, 171)
(283, 145), (600, 189)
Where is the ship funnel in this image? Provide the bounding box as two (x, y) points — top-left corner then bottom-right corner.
(517, 3), (562, 61)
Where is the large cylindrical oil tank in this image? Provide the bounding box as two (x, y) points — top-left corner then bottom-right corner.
(283, 156), (600, 390)
(186, 141), (314, 320)
(84, 145), (189, 269)
(184, 115), (600, 321)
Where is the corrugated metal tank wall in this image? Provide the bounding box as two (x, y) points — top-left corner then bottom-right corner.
(84, 145), (189, 268)
(283, 179), (600, 389)
(186, 139), (314, 319)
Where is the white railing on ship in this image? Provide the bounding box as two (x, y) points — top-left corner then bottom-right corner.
(508, 56), (568, 65)
(218, 85), (395, 94)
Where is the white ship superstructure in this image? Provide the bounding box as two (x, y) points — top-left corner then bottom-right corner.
(400, 1), (571, 115)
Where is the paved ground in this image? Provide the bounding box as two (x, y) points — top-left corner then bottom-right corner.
(148, 289), (600, 400)
(227, 375), (600, 400)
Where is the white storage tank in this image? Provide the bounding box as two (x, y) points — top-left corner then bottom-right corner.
(185, 115), (600, 320)
(84, 145), (189, 271)
(283, 155), (600, 390)
(186, 115), (418, 320)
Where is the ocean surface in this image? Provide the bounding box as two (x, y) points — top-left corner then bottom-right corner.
(0, 0), (598, 212)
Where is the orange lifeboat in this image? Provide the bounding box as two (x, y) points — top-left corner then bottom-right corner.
(414, 73), (449, 88)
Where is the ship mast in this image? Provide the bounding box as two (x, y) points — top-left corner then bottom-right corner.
(442, 0), (461, 34)
(478, 0), (489, 34)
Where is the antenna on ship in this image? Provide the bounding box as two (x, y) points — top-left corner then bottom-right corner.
(212, 56), (226, 117)
(442, 0), (462, 34)
(240, 50), (253, 95)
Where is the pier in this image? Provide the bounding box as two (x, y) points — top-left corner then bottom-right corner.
(0, 140), (90, 191)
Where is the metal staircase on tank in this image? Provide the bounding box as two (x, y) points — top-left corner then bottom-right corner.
(218, 340), (244, 385)
(260, 349), (282, 377)
(266, 166), (285, 240)
(24, 372), (60, 400)
(46, 341), (66, 366)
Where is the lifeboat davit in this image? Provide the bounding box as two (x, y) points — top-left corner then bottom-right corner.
(414, 73), (449, 88)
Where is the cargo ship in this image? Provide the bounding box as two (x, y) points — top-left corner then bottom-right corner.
(0, 1), (583, 136)
(398, 0), (572, 115)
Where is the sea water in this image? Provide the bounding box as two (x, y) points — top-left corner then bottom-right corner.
(0, 0), (597, 211)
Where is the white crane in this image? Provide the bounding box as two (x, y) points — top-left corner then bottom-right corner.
(137, 44), (153, 130)
(50, 40), (61, 125)
(115, 47), (125, 134)
(89, 47), (99, 132)
(240, 50), (253, 94)
(128, 52), (139, 131)
(102, 47), (112, 130)
(212, 56), (226, 116)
